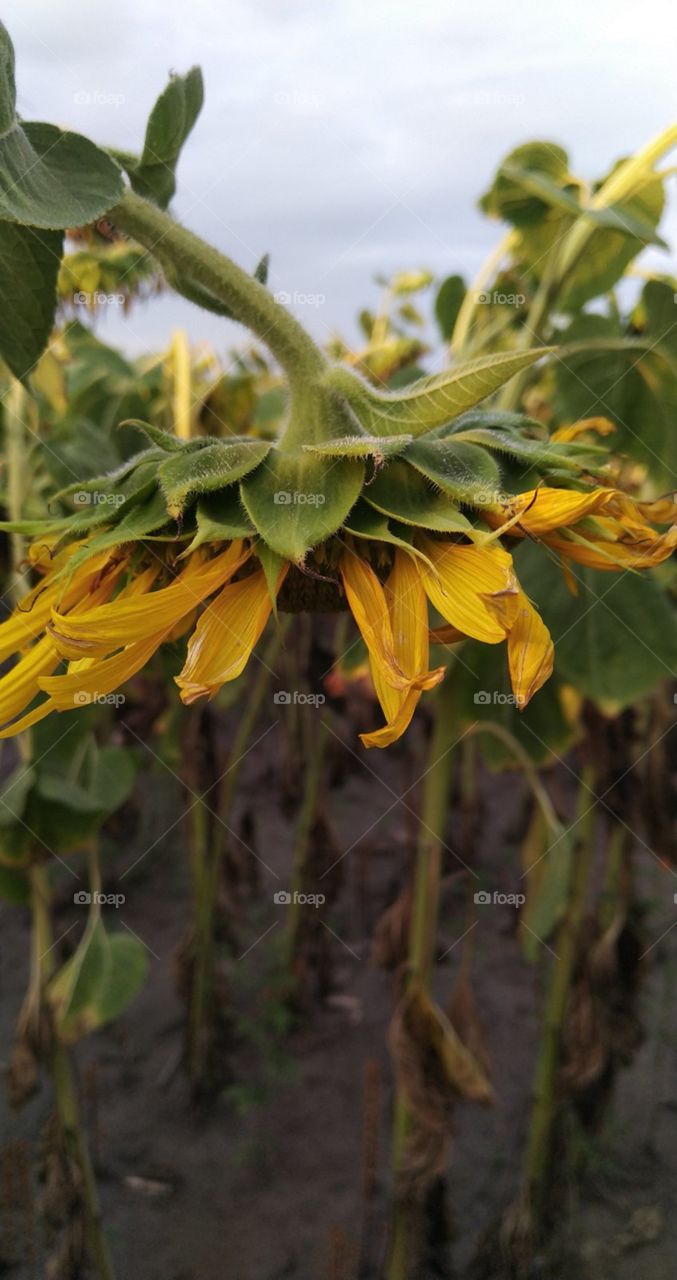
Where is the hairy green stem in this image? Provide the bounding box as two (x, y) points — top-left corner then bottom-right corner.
(109, 189), (326, 384)
(388, 675), (458, 1280)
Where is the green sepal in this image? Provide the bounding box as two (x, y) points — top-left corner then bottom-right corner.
(403, 440), (502, 505)
(255, 541), (286, 614)
(240, 450), (364, 562)
(302, 434), (412, 460)
(343, 501), (433, 567)
(158, 439), (272, 517)
(183, 489), (255, 554)
(119, 66), (204, 209)
(364, 461), (476, 535)
(323, 348), (553, 438)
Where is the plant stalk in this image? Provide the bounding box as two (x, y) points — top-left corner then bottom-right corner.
(387, 675), (458, 1280)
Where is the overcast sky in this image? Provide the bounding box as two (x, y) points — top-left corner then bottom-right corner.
(10, 0), (677, 359)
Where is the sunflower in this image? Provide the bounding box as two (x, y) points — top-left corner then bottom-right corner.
(1, 359), (674, 748)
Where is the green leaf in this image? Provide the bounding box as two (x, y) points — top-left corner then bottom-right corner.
(517, 542), (677, 709)
(560, 171), (665, 310)
(324, 348), (553, 438)
(365, 461), (475, 534)
(240, 450), (364, 562)
(0, 119), (123, 229)
(89, 745), (137, 813)
(185, 488), (255, 553)
(49, 918), (148, 1043)
(480, 142), (572, 227)
(0, 222), (62, 380)
(522, 826), (574, 961)
(403, 440), (502, 504)
(0, 764), (36, 827)
(158, 439), (272, 517)
(0, 866), (28, 904)
(64, 489), (170, 572)
(343, 501), (433, 565)
(435, 274), (465, 342)
(124, 67), (204, 208)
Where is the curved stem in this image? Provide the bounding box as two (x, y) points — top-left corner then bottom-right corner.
(109, 189), (326, 385)
(388, 675), (458, 1279)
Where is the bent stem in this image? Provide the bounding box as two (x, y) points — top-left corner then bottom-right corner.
(187, 622), (290, 1084)
(521, 763), (596, 1232)
(109, 190), (326, 387)
(29, 864), (116, 1280)
(387, 674), (459, 1280)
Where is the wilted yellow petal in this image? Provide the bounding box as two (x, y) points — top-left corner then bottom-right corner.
(493, 486), (617, 536)
(418, 537), (515, 643)
(39, 630), (171, 711)
(547, 523), (677, 569)
(506, 594), (554, 708)
(50, 542), (247, 658)
(363, 551), (445, 747)
(176, 565), (288, 704)
(340, 551), (410, 693)
(0, 635), (60, 724)
(0, 551), (118, 661)
(551, 417), (616, 442)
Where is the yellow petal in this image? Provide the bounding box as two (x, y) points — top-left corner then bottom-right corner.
(0, 635), (60, 724)
(492, 486), (617, 536)
(50, 542), (247, 658)
(418, 537), (515, 643)
(551, 417), (616, 442)
(340, 551), (410, 693)
(0, 551), (118, 662)
(39, 630), (171, 711)
(0, 700), (54, 739)
(547, 524), (677, 569)
(506, 594), (554, 708)
(364, 551), (445, 747)
(176, 565), (288, 704)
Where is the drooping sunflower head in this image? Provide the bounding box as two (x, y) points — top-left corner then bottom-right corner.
(1, 351), (675, 746)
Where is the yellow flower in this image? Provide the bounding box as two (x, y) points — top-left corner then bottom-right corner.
(0, 473), (668, 747)
(489, 484), (677, 572)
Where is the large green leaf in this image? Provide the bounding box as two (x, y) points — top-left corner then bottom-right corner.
(240, 450), (364, 561)
(324, 348), (552, 438)
(435, 274), (465, 342)
(0, 222), (62, 379)
(49, 918), (148, 1043)
(517, 543), (677, 709)
(0, 25), (122, 226)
